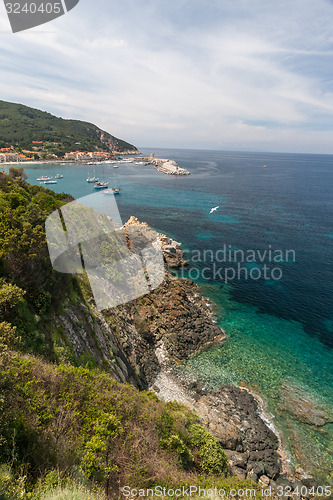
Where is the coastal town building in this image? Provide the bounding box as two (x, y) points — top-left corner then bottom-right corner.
(63, 151), (111, 161)
(0, 152), (29, 162)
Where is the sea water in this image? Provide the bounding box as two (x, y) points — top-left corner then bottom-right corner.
(12, 148), (333, 481)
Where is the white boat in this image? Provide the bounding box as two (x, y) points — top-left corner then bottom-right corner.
(94, 181), (109, 189)
(86, 176), (99, 183)
(55, 174), (63, 179)
(44, 180), (57, 184)
(113, 165), (119, 168)
(37, 176), (52, 181)
(102, 188), (120, 195)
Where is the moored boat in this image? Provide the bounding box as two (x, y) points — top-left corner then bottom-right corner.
(94, 181), (109, 189)
(37, 176), (52, 181)
(102, 188), (120, 195)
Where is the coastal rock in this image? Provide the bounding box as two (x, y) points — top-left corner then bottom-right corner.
(192, 386), (281, 480)
(55, 302), (145, 389)
(123, 216), (187, 268)
(113, 275), (226, 385)
(279, 379), (333, 427)
(152, 371), (282, 482)
(224, 450), (249, 469)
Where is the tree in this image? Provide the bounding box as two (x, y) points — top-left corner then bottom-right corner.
(9, 167), (27, 181)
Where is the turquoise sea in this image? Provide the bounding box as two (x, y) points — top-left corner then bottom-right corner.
(6, 148), (333, 481)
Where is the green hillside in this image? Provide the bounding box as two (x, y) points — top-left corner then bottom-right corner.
(0, 100), (139, 154)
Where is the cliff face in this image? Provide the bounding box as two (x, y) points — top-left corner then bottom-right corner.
(54, 218), (223, 389)
(53, 219), (295, 488)
(96, 129), (140, 154)
(55, 264), (259, 489)
(55, 264), (286, 486)
(56, 273), (223, 390)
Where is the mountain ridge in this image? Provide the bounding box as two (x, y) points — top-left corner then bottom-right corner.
(0, 100), (139, 154)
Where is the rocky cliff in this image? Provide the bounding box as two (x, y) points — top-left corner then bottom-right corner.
(52, 217), (309, 490)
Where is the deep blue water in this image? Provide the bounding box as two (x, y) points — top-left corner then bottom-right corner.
(8, 148), (333, 480)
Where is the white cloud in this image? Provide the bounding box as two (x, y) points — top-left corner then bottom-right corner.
(0, 0), (333, 152)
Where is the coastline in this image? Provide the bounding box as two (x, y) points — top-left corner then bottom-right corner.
(149, 337), (316, 490)
(129, 222), (319, 489)
(114, 219), (314, 489)
(3, 166), (327, 488)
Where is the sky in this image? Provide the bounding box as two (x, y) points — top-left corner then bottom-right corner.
(1, 0), (333, 153)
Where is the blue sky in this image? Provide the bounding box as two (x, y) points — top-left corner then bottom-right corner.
(1, 0), (333, 153)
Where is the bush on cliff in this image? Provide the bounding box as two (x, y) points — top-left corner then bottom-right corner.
(0, 352), (262, 499)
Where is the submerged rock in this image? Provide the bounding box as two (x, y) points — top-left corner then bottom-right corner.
(279, 379), (333, 427)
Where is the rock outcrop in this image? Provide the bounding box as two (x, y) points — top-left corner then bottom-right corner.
(195, 386), (281, 481)
(54, 217), (221, 389)
(55, 217), (313, 491)
(124, 216), (187, 268)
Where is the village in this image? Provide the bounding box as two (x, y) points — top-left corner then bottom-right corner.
(0, 142), (116, 163)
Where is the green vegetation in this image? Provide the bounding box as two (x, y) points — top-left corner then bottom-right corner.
(0, 354), (261, 499)
(0, 169), (75, 358)
(0, 100), (138, 154)
(0, 170), (262, 498)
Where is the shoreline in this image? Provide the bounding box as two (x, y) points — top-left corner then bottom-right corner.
(150, 359), (316, 489)
(1, 160), (78, 166)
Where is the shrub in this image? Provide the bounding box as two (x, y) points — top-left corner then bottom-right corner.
(189, 423), (228, 475)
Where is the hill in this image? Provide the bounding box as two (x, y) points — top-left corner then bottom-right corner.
(0, 169), (263, 499)
(0, 100), (139, 155)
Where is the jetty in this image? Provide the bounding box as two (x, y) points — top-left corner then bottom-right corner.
(141, 153), (190, 176)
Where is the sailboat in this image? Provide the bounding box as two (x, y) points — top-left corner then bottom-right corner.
(102, 164), (120, 194)
(87, 165), (99, 183)
(94, 164), (108, 189)
(102, 187), (120, 195)
(94, 181), (109, 189)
